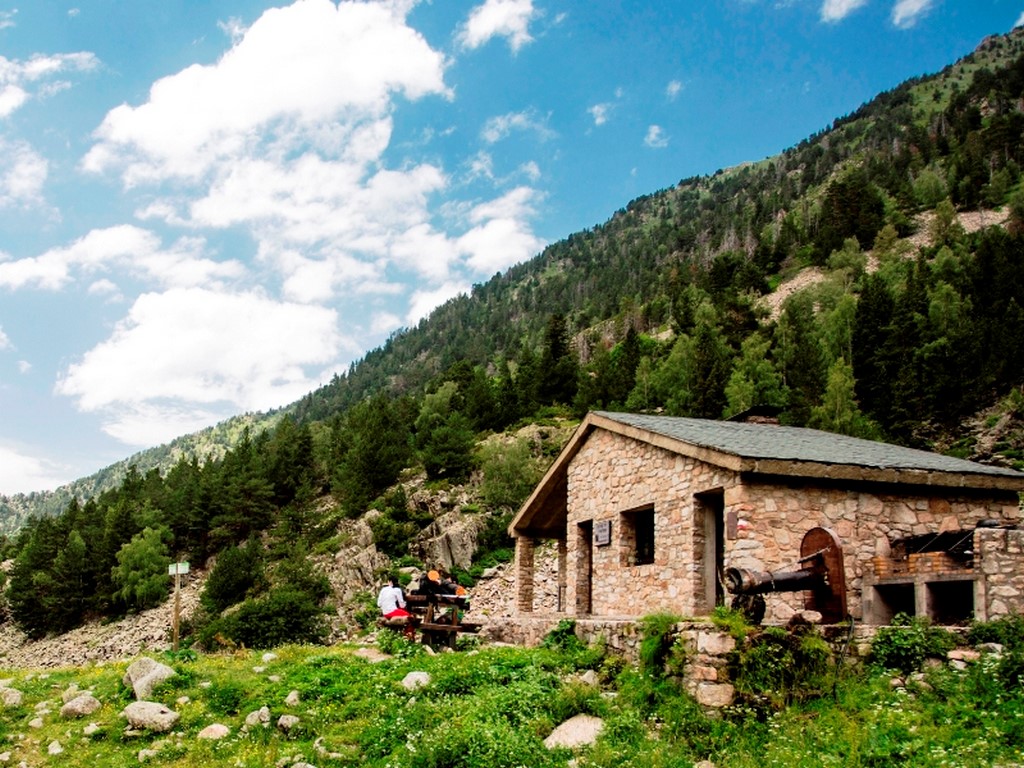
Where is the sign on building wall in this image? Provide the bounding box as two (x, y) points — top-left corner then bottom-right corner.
(595, 520), (611, 546)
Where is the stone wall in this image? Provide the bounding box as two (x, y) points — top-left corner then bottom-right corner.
(976, 527), (1024, 619)
(518, 426), (1022, 625)
(564, 429), (736, 618)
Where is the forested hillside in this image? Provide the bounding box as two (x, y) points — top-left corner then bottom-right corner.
(3, 28), (1024, 644)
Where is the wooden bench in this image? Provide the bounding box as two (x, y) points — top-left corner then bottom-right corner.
(403, 593), (475, 649)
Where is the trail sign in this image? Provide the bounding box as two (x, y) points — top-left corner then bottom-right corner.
(168, 562), (190, 575)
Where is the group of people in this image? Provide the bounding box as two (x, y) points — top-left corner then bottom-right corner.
(376, 568), (467, 619)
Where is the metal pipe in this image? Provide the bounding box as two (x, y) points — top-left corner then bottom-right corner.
(725, 566), (823, 595)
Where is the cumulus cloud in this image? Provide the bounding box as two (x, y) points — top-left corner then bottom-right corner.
(666, 80), (683, 100)
(406, 281), (468, 326)
(458, 186), (546, 273)
(0, 225), (244, 291)
(820, 0), (869, 23)
(0, 445), (69, 495)
(55, 287), (349, 445)
(891, 0), (933, 28)
(0, 325), (10, 350)
(458, 0), (538, 53)
(82, 0), (449, 184)
(644, 125), (669, 148)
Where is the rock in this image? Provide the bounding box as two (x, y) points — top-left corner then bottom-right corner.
(577, 669), (599, 687)
(978, 643), (1005, 655)
(695, 683), (735, 708)
(543, 714), (604, 749)
(245, 706), (271, 728)
(197, 723), (230, 740)
(138, 748), (159, 762)
(285, 690), (301, 707)
(401, 672), (431, 691)
(47, 741), (63, 755)
(123, 658), (177, 700)
(83, 723), (101, 736)
(262, 652), (278, 663)
(121, 701), (180, 733)
(61, 694), (101, 718)
(948, 649), (981, 663)
(28, 717), (43, 728)
(0, 688), (22, 708)
(277, 714), (301, 733)
(60, 684), (81, 703)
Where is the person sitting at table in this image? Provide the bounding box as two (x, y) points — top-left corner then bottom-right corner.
(377, 574), (411, 619)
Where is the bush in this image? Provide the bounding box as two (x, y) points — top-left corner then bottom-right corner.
(870, 613), (956, 674)
(967, 612), (1024, 651)
(199, 588), (328, 650)
(639, 613), (682, 677)
(730, 624), (833, 710)
(201, 540), (266, 614)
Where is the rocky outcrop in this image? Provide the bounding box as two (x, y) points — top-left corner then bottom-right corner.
(122, 701), (180, 732)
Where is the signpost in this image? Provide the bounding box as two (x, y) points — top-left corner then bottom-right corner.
(168, 562), (189, 652)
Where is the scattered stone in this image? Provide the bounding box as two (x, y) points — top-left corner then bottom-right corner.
(285, 690), (301, 707)
(245, 706), (271, 728)
(0, 750), (10, 762)
(83, 723), (101, 736)
(695, 761), (717, 768)
(890, 677), (905, 689)
(138, 748), (159, 762)
(544, 714), (604, 749)
(948, 649), (981, 663)
(352, 647), (390, 663)
(262, 652), (278, 663)
(576, 669), (599, 687)
(176, 696), (190, 706)
(47, 741), (63, 755)
(61, 693), (101, 718)
(277, 714), (301, 733)
(28, 718), (43, 729)
(695, 683), (735, 708)
(121, 701), (180, 733)
(60, 684), (81, 703)
(268, 675), (283, 683)
(401, 672), (430, 691)
(197, 723), (230, 740)
(978, 643), (1005, 655)
(252, 666), (266, 674)
(123, 658), (177, 700)
(0, 688), (22, 708)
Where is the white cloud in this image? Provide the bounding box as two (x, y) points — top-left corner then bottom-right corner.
(17, 360), (30, 374)
(1, 144), (50, 204)
(0, 225), (244, 291)
(371, 311), (402, 334)
(0, 445), (69, 495)
(644, 125), (669, 148)
(0, 10), (16, 30)
(458, 0), (538, 53)
(481, 109), (554, 143)
(0, 325), (10, 350)
(891, 0), (933, 28)
(82, 0), (449, 185)
(820, 0), (869, 23)
(55, 287), (349, 445)
(666, 80), (683, 100)
(0, 52), (98, 118)
(1017, 11), (1024, 28)
(406, 281), (468, 326)
(588, 103), (612, 126)
(458, 186), (546, 274)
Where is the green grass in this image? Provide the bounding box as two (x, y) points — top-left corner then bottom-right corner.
(0, 637), (1020, 767)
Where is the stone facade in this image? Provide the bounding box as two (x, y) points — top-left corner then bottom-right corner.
(512, 414), (1024, 627)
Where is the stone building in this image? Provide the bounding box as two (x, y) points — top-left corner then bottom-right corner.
(509, 411), (1024, 626)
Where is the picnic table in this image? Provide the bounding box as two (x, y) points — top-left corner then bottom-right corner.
(378, 593), (480, 649)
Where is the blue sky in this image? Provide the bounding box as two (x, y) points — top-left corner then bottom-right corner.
(0, 0), (1019, 495)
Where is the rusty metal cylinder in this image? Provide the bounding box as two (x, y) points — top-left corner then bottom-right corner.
(725, 566), (823, 595)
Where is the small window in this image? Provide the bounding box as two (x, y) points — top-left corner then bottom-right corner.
(621, 506), (655, 567)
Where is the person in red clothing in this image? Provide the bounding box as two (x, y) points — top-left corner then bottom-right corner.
(377, 574), (411, 618)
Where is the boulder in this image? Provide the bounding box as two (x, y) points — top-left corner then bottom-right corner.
(197, 723), (230, 740)
(121, 701), (180, 733)
(277, 714), (301, 733)
(543, 714), (604, 749)
(123, 657), (176, 700)
(0, 687), (22, 708)
(245, 706), (271, 728)
(401, 671), (431, 691)
(61, 694), (101, 718)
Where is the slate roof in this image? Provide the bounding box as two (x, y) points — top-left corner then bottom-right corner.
(596, 412), (1024, 479)
(510, 411), (1024, 538)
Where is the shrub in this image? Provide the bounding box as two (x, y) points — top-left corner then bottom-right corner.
(967, 612), (1024, 651)
(639, 612), (681, 677)
(870, 613), (956, 674)
(541, 619), (586, 654)
(199, 588), (328, 650)
(201, 540), (266, 614)
(730, 624), (833, 710)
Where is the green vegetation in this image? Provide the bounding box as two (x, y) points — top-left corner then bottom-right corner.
(4, 616), (1023, 767)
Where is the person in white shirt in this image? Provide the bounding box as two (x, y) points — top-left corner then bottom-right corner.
(377, 574), (411, 618)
